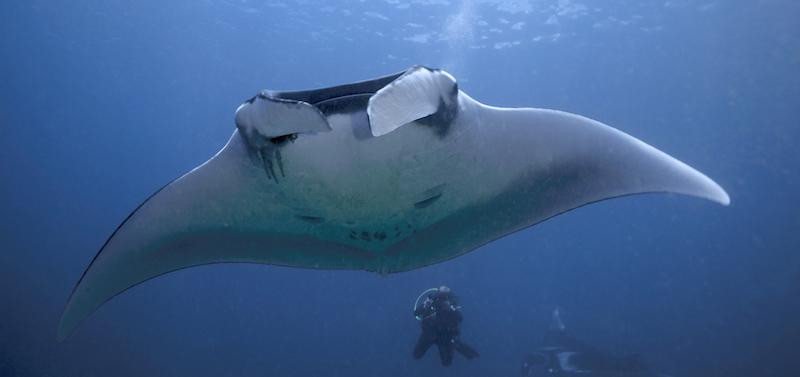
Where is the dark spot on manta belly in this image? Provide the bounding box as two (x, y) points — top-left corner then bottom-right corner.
(414, 192), (442, 209)
(346, 227), (408, 243)
(296, 215), (325, 224)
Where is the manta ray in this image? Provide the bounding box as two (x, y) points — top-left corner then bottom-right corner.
(58, 66), (729, 340)
(521, 308), (670, 377)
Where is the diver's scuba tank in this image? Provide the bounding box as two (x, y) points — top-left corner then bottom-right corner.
(413, 286), (461, 320)
(413, 287), (439, 320)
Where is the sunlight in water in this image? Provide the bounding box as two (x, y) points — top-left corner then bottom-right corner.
(441, 0), (476, 77)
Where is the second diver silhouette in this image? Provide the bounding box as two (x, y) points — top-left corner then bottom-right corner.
(412, 286), (480, 366)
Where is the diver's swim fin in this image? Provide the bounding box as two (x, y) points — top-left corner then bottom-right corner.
(454, 340), (479, 359)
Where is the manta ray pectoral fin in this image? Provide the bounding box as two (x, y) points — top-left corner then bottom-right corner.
(367, 66), (458, 137)
(391, 100), (729, 276)
(235, 92), (331, 147)
(475, 102), (730, 209)
(57, 131), (375, 341)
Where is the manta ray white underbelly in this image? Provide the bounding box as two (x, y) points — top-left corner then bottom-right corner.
(58, 66), (729, 340)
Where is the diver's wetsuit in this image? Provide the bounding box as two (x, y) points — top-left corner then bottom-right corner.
(413, 290), (479, 366)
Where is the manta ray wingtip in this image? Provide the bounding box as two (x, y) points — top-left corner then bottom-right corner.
(57, 307), (76, 342)
(711, 184), (731, 206)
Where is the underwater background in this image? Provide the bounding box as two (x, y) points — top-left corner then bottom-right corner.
(1, 0), (798, 376)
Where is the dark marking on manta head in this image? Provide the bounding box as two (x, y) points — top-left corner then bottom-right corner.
(415, 82), (458, 139)
(257, 134), (298, 183)
(416, 100), (457, 138)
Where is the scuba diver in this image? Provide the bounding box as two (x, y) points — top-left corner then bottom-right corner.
(412, 286), (480, 366)
(521, 308), (667, 377)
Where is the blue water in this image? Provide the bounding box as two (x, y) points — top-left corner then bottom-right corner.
(1, 1), (798, 376)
